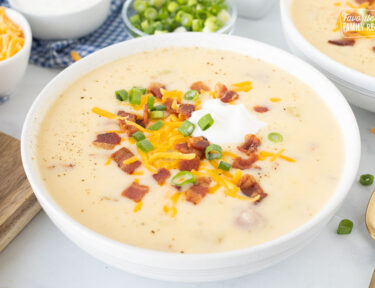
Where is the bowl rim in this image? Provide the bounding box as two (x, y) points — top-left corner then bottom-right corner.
(0, 8), (32, 66)
(21, 32), (360, 261)
(280, 0), (375, 93)
(8, 0), (105, 18)
(122, 0), (238, 37)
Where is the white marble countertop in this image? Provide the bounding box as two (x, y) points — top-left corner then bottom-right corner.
(0, 4), (374, 287)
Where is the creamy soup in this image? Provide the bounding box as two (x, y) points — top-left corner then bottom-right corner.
(292, 0), (375, 77)
(36, 48), (344, 254)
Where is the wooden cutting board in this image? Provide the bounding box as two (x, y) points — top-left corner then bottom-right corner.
(0, 132), (41, 252)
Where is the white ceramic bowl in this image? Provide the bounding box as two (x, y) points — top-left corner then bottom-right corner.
(21, 33), (360, 282)
(280, 0), (375, 112)
(0, 8), (31, 103)
(233, 0), (277, 19)
(9, 0), (111, 40)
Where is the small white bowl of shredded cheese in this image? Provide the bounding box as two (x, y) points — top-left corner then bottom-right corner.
(9, 0), (111, 40)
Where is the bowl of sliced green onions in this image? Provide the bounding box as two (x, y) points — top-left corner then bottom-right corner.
(122, 0), (237, 37)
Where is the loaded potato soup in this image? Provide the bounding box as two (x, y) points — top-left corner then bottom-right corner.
(291, 0), (375, 77)
(36, 48), (344, 254)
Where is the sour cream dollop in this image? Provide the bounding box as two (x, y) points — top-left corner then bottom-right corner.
(188, 99), (267, 145)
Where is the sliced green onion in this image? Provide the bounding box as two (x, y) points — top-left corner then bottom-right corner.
(147, 95), (155, 109)
(184, 89), (199, 101)
(150, 110), (164, 119)
(136, 139), (154, 152)
(180, 12), (193, 28)
(171, 171), (196, 186)
(360, 174), (374, 186)
(192, 19), (203, 31)
(268, 132), (283, 143)
(151, 104), (166, 111)
(148, 120), (164, 130)
(129, 87), (145, 105)
(134, 0), (148, 12)
(218, 161), (231, 171)
(115, 89), (128, 101)
(337, 219), (353, 235)
(145, 7), (158, 20)
(178, 120), (195, 136)
(132, 131), (146, 141)
(205, 144), (222, 160)
(167, 1), (179, 13)
(130, 14), (141, 25)
(198, 113), (214, 131)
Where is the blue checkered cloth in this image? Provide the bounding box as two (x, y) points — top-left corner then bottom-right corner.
(0, 0), (130, 68)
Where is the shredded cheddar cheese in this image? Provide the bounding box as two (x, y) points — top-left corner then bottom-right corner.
(71, 51), (81, 62)
(123, 156), (138, 165)
(258, 150), (296, 162)
(149, 152), (196, 163)
(104, 156), (112, 166)
(133, 201), (143, 212)
(230, 81), (252, 92)
(270, 98), (281, 103)
(161, 89), (183, 101)
(0, 7), (24, 62)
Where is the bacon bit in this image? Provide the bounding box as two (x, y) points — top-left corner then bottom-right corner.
(196, 176), (212, 186)
(373, 47), (375, 53)
(93, 132), (121, 150)
(118, 111), (139, 136)
(253, 106), (269, 113)
(175, 140), (206, 159)
(163, 97), (178, 114)
(112, 147), (141, 174)
(136, 118), (145, 128)
(214, 82), (228, 98)
(220, 90), (239, 103)
(178, 104), (195, 119)
(238, 174), (267, 203)
(190, 81), (210, 92)
(152, 168), (171, 185)
(122, 181), (149, 202)
(178, 156), (200, 171)
(355, 0), (371, 4)
(328, 39), (355, 46)
(371, 127), (375, 134)
(237, 134), (261, 155)
(147, 82), (166, 99)
(186, 177), (211, 205)
(232, 154), (258, 170)
(143, 104), (149, 126)
(188, 136), (210, 151)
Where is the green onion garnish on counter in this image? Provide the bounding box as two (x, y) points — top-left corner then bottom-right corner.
(360, 174), (374, 186)
(337, 219), (353, 235)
